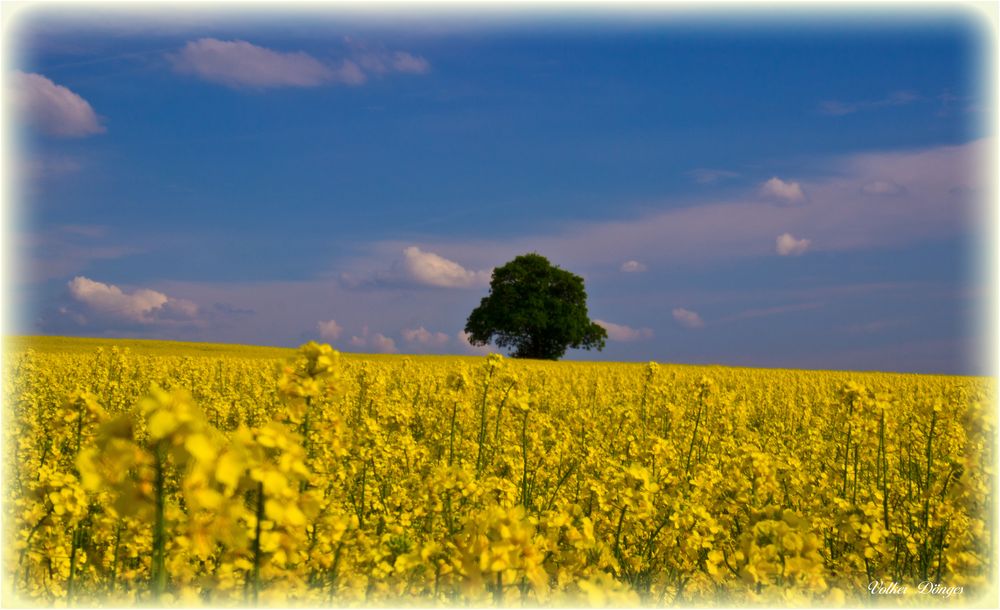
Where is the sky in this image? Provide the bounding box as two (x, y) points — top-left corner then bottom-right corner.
(4, 4), (996, 374)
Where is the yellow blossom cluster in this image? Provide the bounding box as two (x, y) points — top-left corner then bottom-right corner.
(2, 340), (994, 606)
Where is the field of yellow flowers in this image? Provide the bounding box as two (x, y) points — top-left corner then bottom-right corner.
(2, 336), (995, 606)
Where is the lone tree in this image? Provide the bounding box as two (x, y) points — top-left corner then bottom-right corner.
(464, 253), (607, 360)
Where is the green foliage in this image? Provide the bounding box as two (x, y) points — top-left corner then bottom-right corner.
(464, 253), (607, 360)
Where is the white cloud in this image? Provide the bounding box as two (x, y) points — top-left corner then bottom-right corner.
(67, 276), (198, 324)
(621, 260), (647, 273)
(169, 38), (429, 89)
(457, 331), (491, 355)
(169, 38), (338, 88)
(344, 324), (396, 353)
(776, 233), (811, 256)
(330, 60), (367, 86)
(371, 333), (398, 354)
(400, 246), (492, 288)
(349, 39), (431, 76)
(594, 319), (653, 342)
(672, 308), (704, 329)
(317, 319), (343, 341)
(346, 139), (988, 287)
(402, 326), (449, 347)
(9, 71), (104, 137)
(760, 177), (806, 204)
(392, 52), (431, 74)
(861, 180), (906, 196)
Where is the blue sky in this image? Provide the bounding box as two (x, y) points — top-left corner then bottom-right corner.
(6, 5), (995, 374)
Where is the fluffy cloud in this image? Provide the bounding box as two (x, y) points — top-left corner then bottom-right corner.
(620, 260), (647, 273)
(402, 326), (450, 347)
(317, 319), (343, 341)
(169, 38), (344, 88)
(400, 246), (492, 288)
(67, 276), (198, 324)
(9, 71), (104, 137)
(392, 52), (431, 74)
(760, 177), (806, 204)
(594, 319), (653, 342)
(370, 333), (398, 354)
(349, 140), (987, 280)
(330, 60), (367, 85)
(776, 233), (811, 256)
(672, 308), (704, 329)
(346, 326), (397, 353)
(169, 38), (429, 89)
(348, 39), (431, 76)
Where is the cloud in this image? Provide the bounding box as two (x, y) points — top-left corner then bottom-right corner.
(392, 52), (431, 74)
(370, 333), (398, 354)
(19, 137), (978, 371)
(402, 326), (450, 347)
(347, 38), (431, 76)
(343, 246), (492, 289)
(760, 177), (806, 204)
(317, 319), (343, 341)
(67, 276), (198, 325)
(860, 180), (906, 196)
(457, 331), (491, 355)
(819, 91), (920, 116)
(672, 308), (704, 329)
(9, 71), (104, 137)
(776, 233), (811, 256)
(169, 38), (341, 88)
(688, 168), (740, 184)
(620, 260), (647, 273)
(343, 139), (987, 293)
(169, 38), (430, 89)
(594, 319), (653, 342)
(400, 246), (492, 288)
(345, 325), (396, 353)
(330, 60), (367, 85)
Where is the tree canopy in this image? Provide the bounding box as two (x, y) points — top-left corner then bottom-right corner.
(464, 253), (607, 360)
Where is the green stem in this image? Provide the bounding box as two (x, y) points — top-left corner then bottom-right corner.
(108, 522), (123, 595)
(494, 570), (503, 606)
(448, 401), (458, 466)
(475, 368), (495, 476)
(684, 402), (703, 478)
(520, 410), (530, 508)
(151, 442), (167, 601)
(67, 526), (80, 605)
(251, 481), (265, 605)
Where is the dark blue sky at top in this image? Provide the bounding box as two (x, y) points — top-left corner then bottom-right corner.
(8, 6), (995, 374)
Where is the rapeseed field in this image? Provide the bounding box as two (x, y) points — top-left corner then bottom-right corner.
(2, 337), (993, 606)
